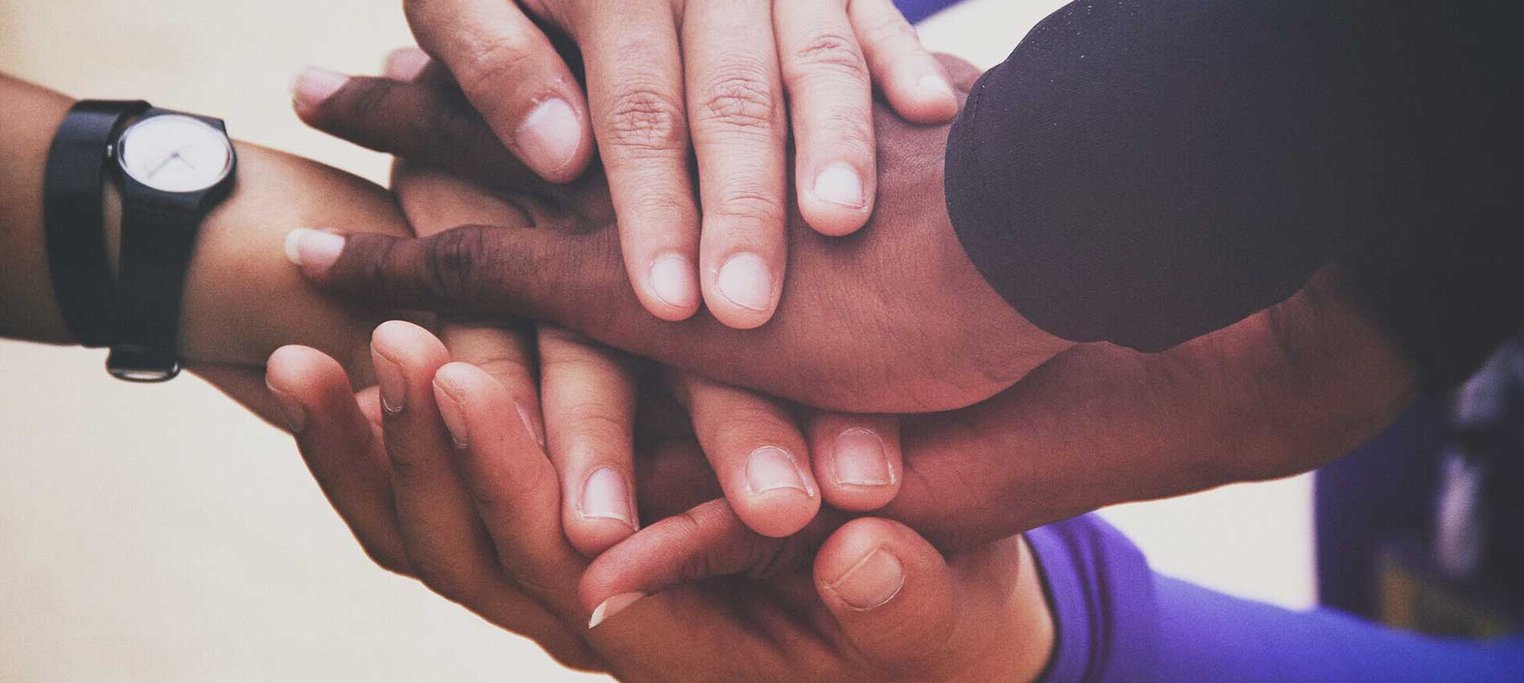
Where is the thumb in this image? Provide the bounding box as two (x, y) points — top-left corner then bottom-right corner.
(283, 224), (620, 325)
(812, 518), (959, 673)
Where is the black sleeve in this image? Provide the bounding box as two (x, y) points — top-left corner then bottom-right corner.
(944, 0), (1520, 378)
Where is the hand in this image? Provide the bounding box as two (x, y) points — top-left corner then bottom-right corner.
(257, 320), (1054, 682)
(388, 162), (905, 541)
(571, 266), (1421, 610)
(294, 2), (959, 329)
(286, 55), (1072, 412)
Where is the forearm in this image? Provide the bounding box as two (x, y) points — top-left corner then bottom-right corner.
(945, 0), (1507, 356)
(0, 73), (411, 369)
(1028, 515), (1524, 682)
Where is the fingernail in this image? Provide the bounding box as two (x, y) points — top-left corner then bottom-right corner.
(716, 253), (773, 312)
(745, 446), (810, 495)
(290, 67), (348, 113)
(374, 353), (405, 415)
(433, 377), (469, 449)
(283, 229), (345, 274)
(827, 545), (905, 611)
(833, 428), (892, 487)
(266, 381), (306, 433)
(814, 162), (865, 209)
(516, 402), (546, 448)
(648, 253), (697, 310)
(918, 73), (954, 100)
(384, 49), (429, 81)
(588, 592), (646, 629)
(515, 97), (581, 176)
(580, 467), (634, 527)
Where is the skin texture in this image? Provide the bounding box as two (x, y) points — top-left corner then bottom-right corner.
(387, 0), (960, 327)
(289, 55), (1073, 414)
(278, 57), (1420, 602)
(260, 319), (1056, 682)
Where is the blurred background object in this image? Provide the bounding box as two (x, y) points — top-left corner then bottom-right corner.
(0, 1), (1318, 681)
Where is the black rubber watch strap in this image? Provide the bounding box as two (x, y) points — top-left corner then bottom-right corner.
(107, 193), (201, 382)
(43, 100), (150, 347)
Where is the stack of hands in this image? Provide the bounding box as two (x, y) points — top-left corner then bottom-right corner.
(0, 2), (1420, 680)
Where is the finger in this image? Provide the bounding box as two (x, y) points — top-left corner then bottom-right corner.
(851, 0), (958, 123)
(776, 0), (876, 236)
(813, 517), (997, 675)
(290, 71), (551, 195)
(538, 326), (640, 557)
(370, 321), (508, 603)
(403, 0), (593, 182)
(685, 0), (789, 329)
(806, 413), (902, 511)
(577, 5), (702, 321)
(285, 226), (715, 382)
(670, 373), (820, 538)
(383, 47), (432, 82)
(274, 336), (589, 661)
(431, 360), (587, 618)
(265, 346), (412, 575)
(287, 226), (592, 322)
(579, 498), (846, 626)
(440, 323), (544, 449)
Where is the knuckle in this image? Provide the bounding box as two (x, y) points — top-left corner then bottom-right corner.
(602, 86), (687, 154)
(421, 228), (490, 305)
(455, 33), (540, 119)
(696, 66), (778, 134)
(712, 188), (787, 229)
(790, 29), (868, 79)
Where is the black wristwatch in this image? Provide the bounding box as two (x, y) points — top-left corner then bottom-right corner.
(106, 108), (237, 382)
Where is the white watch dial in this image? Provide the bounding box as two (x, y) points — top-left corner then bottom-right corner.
(117, 114), (233, 193)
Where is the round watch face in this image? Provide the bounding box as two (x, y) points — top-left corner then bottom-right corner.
(117, 114), (234, 193)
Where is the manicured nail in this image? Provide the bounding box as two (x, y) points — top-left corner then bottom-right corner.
(716, 253), (773, 312)
(515, 97), (581, 176)
(266, 381), (306, 434)
(290, 67), (348, 113)
(827, 545), (905, 611)
(516, 402), (546, 448)
(384, 49), (429, 81)
(746, 446), (810, 495)
(918, 73), (954, 101)
(814, 162), (865, 209)
(588, 592), (646, 629)
(283, 229), (345, 274)
(648, 253), (697, 310)
(580, 468), (634, 527)
(374, 353), (405, 415)
(433, 377), (469, 449)
(833, 428), (892, 487)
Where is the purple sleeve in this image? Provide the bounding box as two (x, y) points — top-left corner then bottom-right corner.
(893, 0), (962, 23)
(1027, 515), (1524, 682)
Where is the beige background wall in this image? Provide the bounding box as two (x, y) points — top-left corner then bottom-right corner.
(0, 1), (1312, 681)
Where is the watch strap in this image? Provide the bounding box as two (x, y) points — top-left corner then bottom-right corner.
(107, 192), (202, 382)
(43, 99), (150, 347)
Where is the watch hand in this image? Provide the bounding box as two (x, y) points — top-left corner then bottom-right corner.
(146, 153), (178, 178)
